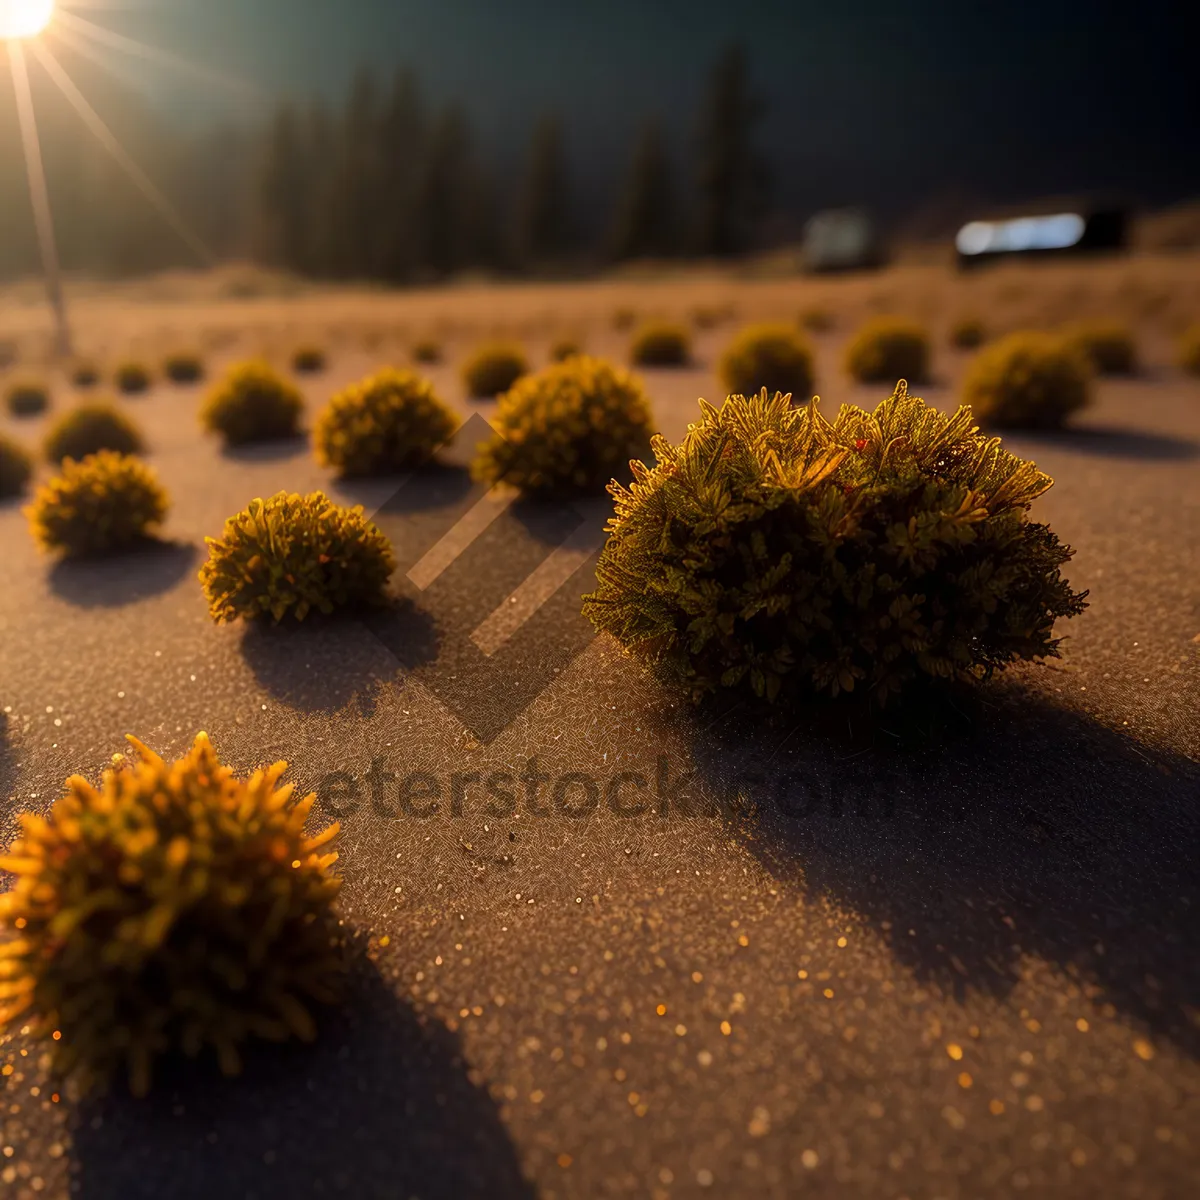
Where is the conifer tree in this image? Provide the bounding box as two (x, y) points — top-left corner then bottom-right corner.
(609, 118), (677, 261)
(512, 114), (572, 270)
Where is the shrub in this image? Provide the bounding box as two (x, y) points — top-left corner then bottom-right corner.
(44, 403), (145, 464)
(200, 491), (395, 622)
(718, 324), (816, 401)
(0, 435), (33, 499)
(549, 336), (584, 362)
(843, 317), (931, 383)
(314, 368), (457, 477)
(163, 351), (206, 384)
(114, 362), (152, 395)
(800, 307), (835, 333)
(292, 346), (327, 374)
(411, 338), (442, 365)
(6, 379), (50, 417)
(690, 304), (733, 330)
(201, 361), (305, 446)
(25, 451), (169, 556)
(950, 317), (986, 349)
(0, 732), (343, 1095)
(612, 306), (638, 331)
(461, 342), (529, 398)
(1179, 324), (1200, 376)
(962, 331), (1091, 429)
(1064, 320), (1137, 375)
(630, 321), (691, 367)
(583, 384), (1086, 708)
(71, 362), (101, 388)
(472, 355), (655, 498)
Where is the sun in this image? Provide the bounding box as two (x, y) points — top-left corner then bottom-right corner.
(0, 0), (55, 41)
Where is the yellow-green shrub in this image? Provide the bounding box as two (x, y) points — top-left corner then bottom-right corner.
(70, 362), (100, 389)
(163, 351), (206, 384)
(950, 317), (986, 349)
(844, 317), (931, 383)
(629, 321), (691, 367)
(292, 346), (327, 374)
(411, 339), (442, 365)
(201, 361), (304, 446)
(1064, 320), (1137, 375)
(461, 342), (529, 398)
(44, 403), (145, 464)
(200, 491), (395, 622)
(0, 732), (343, 1095)
(612, 306), (638, 331)
(800, 307), (835, 333)
(6, 378), (49, 417)
(114, 362), (152, 395)
(549, 336), (584, 362)
(583, 385), (1086, 707)
(1179, 324), (1200, 376)
(718, 324), (816, 401)
(472, 355), (654, 498)
(0, 435), (33, 499)
(25, 451), (169, 556)
(314, 368), (457, 477)
(962, 331), (1091, 429)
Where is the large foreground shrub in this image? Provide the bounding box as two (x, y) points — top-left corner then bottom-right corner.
(314, 368), (457, 476)
(718, 324), (815, 401)
(962, 331), (1091, 429)
(0, 732), (343, 1095)
(583, 384), (1086, 708)
(472, 355), (654, 497)
(200, 491), (395, 622)
(43, 403), (145, 464)
(26, 452), (169, 556)
(844, 317), (930, 383)
(201, 361), (304, 446)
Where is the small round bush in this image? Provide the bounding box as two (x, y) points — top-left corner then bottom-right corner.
(0, 435), (33, 499)
(630, 321), (691, 367)
(583, 384), (1086, 708)
(950, 317), (986, 349)
(6, 379), (50, 417)
(0, 732), (343, 1095)
(1064, 320), (1137, 375)
(114, 362), (152, 395)
(292, 346), (327, 374)
(844, 317), (931, 384)
(472, 355), (654, 498)
(962, 332), (1091, 430)
(800, 307), (835, 333)
(1178, 324), (1200, 376)
(201, 361), (304, 446)
(461, 342), (530, 398)
(44, 403), (145, 464)
(201, 491), (395, 622)
(690, 304), (733, 330)
(314, 368), (457, 477)
(718, 324), (816, 401)
(549, 336), (584, 363)
(71, 362), (101, 389)
(163, 351), (206, 384)
(411, 339), (442, 365)
(612, 306), (638, 331)
(25, 451), (169, 556)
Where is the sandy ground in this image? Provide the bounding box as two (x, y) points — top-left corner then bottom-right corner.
(0, 264), (1198, 1199)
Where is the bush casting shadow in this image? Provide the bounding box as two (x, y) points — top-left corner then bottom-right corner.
(48, 541), (198, 608)
(240, 603), (439, 716)
(1009, 424), (1200, 462)
(71, 958), (534, 1200)
(221, 433), (310, 462)
(683, 683), (1200, 1057)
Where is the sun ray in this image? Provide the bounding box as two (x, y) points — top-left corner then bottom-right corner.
(31, 41), (215, 266)
(44, 19), (148, 89)
(54, 8), (258, 100)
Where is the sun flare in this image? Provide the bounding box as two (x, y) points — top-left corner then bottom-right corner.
(1, 0), (55, 41)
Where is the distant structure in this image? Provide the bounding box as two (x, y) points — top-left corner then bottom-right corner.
(955, 202), (1129, 269)
(801, 208), (885, 273)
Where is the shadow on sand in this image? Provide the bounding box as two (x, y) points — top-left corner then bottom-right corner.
(1013, 423), (1200, 462)
(680, 681), (1200, 1057)
(48, 541), (198, 608)
(221, 434), (311, 463)
(71, 958), (534, 1200)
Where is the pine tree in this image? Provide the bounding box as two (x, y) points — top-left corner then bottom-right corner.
(512, 114), (572, 271)
(609, 118), (677, 262)
(377, 66), (427, 282)
(412, 105), (473, 279)
(335, 66), (386, 278)
(692, 44), (768, 257)
(257, 104), (309, 271)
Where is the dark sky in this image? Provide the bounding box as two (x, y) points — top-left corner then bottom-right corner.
(95, 0), (1198, 223)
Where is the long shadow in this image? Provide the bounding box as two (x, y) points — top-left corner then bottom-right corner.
(49, 541), (198, 608)
(240, 603), (439, 716)
(1007, 424), (1200, 462)
(71, 957), (534, 1200)
(222, 434), (311, 462)
(682, 682), (1200, 1056)
(335, 462), (475, 515)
